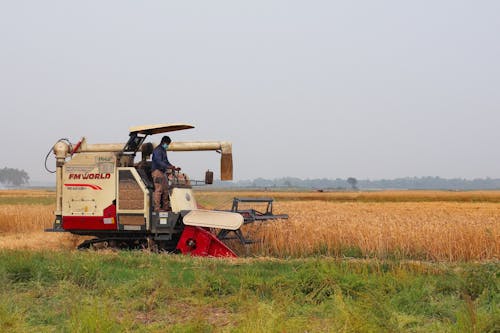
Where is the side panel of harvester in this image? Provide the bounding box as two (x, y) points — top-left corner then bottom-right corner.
(62, 152), (117, 231)
(116, 167), (150, 232)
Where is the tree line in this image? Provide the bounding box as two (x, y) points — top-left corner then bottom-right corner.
(214, 176), (500, 190)
(0, 167), (30, 187)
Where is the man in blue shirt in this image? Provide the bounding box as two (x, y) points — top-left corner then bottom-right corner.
(151, 136), (180, 211)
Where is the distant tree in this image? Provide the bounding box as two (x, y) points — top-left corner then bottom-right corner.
(347, 177), (358, 190)
(0, 167), (30, 187)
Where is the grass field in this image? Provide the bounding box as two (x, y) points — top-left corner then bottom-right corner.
(0, 251), (498, 332)
(0, 189), (498, 331)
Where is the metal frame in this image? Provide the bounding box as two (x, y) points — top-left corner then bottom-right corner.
(123, 132), (147, 154)
(217, 197), (289, 244)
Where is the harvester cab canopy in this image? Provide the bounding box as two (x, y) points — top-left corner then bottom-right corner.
(123, 123), (195, 154)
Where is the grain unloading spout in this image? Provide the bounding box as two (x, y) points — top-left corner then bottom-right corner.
(168, 141), (233, 181)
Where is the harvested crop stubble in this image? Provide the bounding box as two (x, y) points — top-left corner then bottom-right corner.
(248, 201), (500, 261)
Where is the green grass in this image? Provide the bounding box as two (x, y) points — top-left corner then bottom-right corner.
(0, 196), (54, 205)
(0, 251), (498, 332)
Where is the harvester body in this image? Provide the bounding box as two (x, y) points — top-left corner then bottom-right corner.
(49, 123), (243, 257)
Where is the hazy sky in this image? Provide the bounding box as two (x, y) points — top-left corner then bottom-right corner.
(1, 1), (499, 182)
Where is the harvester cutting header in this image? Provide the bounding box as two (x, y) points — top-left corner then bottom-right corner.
(47, 123), (287, 257)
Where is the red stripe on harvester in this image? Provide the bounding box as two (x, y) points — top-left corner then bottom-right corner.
(64, 184), (102, 190)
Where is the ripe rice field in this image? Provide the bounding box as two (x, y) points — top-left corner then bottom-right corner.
(0, 189), (499, 261)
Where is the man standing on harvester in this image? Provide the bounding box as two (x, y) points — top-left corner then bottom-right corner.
(151, 136), (180, 212)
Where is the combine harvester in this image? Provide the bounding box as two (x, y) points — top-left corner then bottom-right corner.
(46, 123), (287, 257)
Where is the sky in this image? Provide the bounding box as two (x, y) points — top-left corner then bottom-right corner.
(1, 1), (499, 182)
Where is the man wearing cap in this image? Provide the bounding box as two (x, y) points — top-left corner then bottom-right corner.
(151, 136), (180, 211)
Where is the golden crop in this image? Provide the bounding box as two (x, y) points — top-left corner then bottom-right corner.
(0, 190), (499, 260)
(0, 203), (83, 250)
(0, 205), (53, 233)
(238, 201), (499, 261)
(197, 191), (500, 261)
